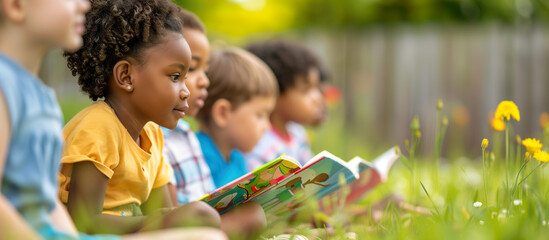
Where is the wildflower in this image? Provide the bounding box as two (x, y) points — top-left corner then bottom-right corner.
(491, 118), (506, 131)
(414, 130), (421, 139)
(323, 85), (341, 105)
(479, 220), (484, 225)
(540, 112), (549, 129)
(494, 101), (520, 122)
(473, 201), (482, 208)
(394, 146), (400, 155)
(442, 115), (448, 126)
(411, 115), (420, 131)
(482, 138), (489, 149)
(513, 199), (522, 206)
(522, 138), (543, 155)
(404, 139), (409, 148)
(437, 99), (443, 110)
(543, 220), (547, 226)
(534, 151), (549, 162)
(501, 209), (508, 214)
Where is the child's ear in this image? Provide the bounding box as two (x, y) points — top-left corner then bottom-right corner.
(211, 99), (232, 128)
(3, 0), (26, 22)
(112, 60), (134, 93)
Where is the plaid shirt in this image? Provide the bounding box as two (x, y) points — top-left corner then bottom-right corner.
(244, 122), (313, 171)
(162, 120), (215, 204)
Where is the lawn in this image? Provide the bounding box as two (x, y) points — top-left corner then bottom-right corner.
(59, 98), (549, 239)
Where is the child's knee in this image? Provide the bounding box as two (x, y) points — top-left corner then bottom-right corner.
(186, 201), (222, 227)
(241, 202), (267, 230)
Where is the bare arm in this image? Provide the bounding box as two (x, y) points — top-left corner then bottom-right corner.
(141, 185), (175, 215)
(167, 183), (179, 207)
(67, 161), (147, 234)
(0, 91), (41, 239)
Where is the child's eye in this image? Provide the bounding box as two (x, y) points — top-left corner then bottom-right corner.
(188, 67), (196, 72)
(170, 74), (180, 82)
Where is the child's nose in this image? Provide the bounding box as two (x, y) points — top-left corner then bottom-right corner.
(180, 82), (190, 99)
(198, 71), (210, 88)
(311, 89), (323, 105)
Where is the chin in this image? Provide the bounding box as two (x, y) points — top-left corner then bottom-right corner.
(63, 39), (83, 52)
(159, 119), (178, 130)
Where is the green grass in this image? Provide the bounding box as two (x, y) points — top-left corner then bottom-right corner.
(59, 98), (549, 239)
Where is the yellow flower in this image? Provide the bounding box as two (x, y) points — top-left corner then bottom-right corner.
(495, 101), (520, 122)
(481, 138), (489, 149)
(414, 130), (421, 139)
(491, 118), (506, 131)
(522, 138), (543, 155)
(437, 99), (443, 110)
(534, 151), (549, 162)
(442, 115), (448, 126)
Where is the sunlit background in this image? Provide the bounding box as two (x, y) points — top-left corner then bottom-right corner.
(42, 0), (549, 161)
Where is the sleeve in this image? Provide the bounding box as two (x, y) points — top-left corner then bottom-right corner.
(151, 124), (174, 189)
(61, 120), (121, 178)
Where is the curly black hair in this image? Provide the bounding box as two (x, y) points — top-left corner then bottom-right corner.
(246, 39), (321, 94)
(64, 0), (182, 101)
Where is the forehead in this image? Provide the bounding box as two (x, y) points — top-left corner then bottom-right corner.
(142, 32), (191, 65)
(294, 67), (320, 87)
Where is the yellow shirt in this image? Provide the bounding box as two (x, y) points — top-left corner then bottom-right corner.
(58, 101), (172, 216)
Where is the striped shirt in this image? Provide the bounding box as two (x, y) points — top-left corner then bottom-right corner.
(244, 122), (313, 171)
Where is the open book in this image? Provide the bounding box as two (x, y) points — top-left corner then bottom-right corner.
(199, 147), (399, 214)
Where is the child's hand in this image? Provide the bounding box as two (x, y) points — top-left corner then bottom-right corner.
(142, 202), (221, 231)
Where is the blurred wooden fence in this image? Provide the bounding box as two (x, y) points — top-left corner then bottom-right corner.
(40, 24), (549, 159)
(301, 24), (549, 158)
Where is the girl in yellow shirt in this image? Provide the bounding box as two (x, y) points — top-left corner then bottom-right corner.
(58, 0), (224, 236)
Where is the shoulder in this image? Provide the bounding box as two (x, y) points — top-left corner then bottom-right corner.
(63, 101), (125, 143)
(287, 122), (309, 141)
(0, 55), (51, 128)
(143, 121), (164, 147)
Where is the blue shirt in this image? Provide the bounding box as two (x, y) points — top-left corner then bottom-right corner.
(0, 54), (117, 240)
(196, 132), (249, 188)
(0, 54), (64, 231)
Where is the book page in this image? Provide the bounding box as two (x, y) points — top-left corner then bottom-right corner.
(371, 147), (399, 181)
(253, 151), (359, 215)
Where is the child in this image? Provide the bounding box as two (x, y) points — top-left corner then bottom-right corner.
(195, 47), (279, 188)
(58, 0), (224, 236)
(162, 8), (214, 206)
(0, 0), (225, 239)
(244, 39), (325, 169)
(0, 0), (91, 238)
(162, 9), (266, 240)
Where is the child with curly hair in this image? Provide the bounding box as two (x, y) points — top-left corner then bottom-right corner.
(58, 0), (225, 236)
(162, 9), (267, 240)
(244, 39), (325, 170)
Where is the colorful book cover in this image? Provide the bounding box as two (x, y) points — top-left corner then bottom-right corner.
(252, 151), (369, 216)
(198, 155), (301, 214)
(200, 147), (399, 216)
